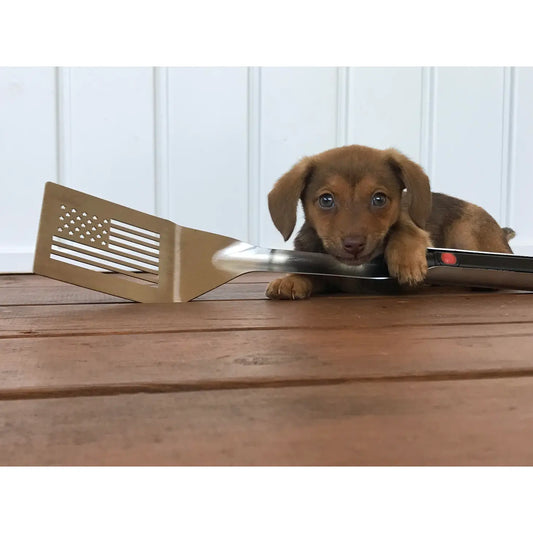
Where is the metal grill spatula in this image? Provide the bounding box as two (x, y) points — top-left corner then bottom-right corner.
(33, 182), (391, 302)
(34, 182), (533, 302)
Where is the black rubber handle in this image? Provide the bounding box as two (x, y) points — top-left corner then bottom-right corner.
(426, 248), (533, 273)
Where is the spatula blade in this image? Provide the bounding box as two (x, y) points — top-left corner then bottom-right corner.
(34, 182), (178, 302)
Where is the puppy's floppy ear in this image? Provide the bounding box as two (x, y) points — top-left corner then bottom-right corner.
(268, 157), (313, 241)
(385, 148), (432, 228)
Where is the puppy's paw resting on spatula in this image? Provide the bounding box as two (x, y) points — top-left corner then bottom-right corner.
(266, 274), (324, 300)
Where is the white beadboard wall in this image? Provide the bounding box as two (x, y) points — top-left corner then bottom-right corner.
(1, 66), (533, 273)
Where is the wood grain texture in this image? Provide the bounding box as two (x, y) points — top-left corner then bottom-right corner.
(2, 274), (533, 465)
(0, 272), (275, 288)
(1, 323), (533, 398)
(1, 377), (532, 466)
(2, 291), (533, 338)
(0, 273), (278, 305)
(0, 273), (511, 306)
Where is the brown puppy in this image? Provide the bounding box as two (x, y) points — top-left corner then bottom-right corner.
(266, 144), (514, 300)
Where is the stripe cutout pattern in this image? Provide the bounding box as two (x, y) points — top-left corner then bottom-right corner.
(50, 203), (160, 285)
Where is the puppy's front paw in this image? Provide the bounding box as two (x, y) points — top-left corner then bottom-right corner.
(385, 247), (428, 286)
(266, 275), (313, 300)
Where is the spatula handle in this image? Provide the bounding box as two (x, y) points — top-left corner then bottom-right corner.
(218, 244), (533, 291)
(215, 243), (391, 279)
(425, 248), (533, 290)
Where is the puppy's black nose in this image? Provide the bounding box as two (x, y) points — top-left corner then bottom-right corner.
(342, 236), (366, 256)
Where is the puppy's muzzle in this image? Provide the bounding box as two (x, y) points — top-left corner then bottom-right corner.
(342, 236), (366, 257)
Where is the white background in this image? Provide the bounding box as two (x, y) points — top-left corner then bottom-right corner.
(1, 66), (532, 272)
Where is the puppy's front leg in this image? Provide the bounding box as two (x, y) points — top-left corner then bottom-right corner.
(385, 214), (432, 286)
(266, 274), (327, 300)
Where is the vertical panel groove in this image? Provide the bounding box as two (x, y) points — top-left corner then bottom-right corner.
(420, 67), (436, 179)
(500, 66), (516, 228)
(345, 67), (353, 143)
(55, 67), (71, 186)
(154, 67), (170, 218)
(336, 67), (349, 147)
(247, 67), (261, 244)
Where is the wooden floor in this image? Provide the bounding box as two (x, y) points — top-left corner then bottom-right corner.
(2, 272), (533, 465)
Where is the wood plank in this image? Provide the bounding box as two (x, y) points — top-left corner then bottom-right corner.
(198, 281), (484, 302)
(1, 323), (533, 397)
(228, 272), (279, 283)
(0, 273), (275, 305)
(2, 292), (533, 338)
(0, 273), (275, 288)
(0, 273), (517, 305)
(0, 286), (129, 305)
(196, 283), (269, 300)
(0, 274), (65, 288)
(1, 377), (532, 465)
(0, 280), (268, 305)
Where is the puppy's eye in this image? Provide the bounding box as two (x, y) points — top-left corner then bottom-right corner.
(371, 192), (388, 208)
(318, 193), (335, 209)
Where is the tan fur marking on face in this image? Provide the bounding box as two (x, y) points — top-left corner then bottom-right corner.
(353, 175), (395, 204)
(312, 174), (353, 208)
(303, 173), (402, 263)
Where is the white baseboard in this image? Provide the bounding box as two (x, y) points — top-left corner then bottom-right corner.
(0, 248), (35, 273)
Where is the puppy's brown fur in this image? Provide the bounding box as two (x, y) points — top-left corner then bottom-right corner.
(266, 145), (513, 300)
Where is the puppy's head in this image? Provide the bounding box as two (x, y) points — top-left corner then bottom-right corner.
(268, 145), (431, 264)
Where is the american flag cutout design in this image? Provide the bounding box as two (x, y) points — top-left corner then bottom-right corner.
(50, 203), (160, 285)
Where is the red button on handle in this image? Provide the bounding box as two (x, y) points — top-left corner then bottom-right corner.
(440, 252), (458, 265)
